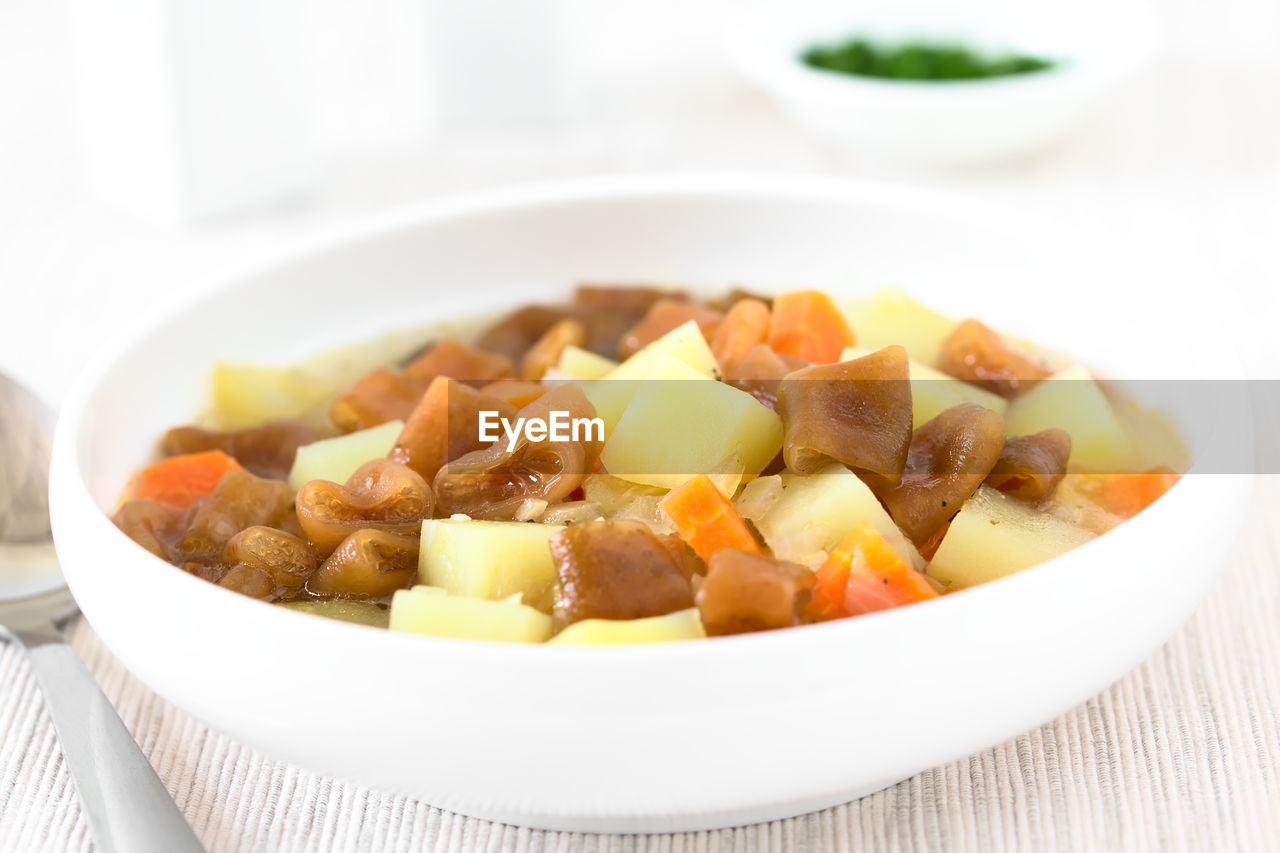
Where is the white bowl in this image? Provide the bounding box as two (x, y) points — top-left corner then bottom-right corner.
(729, 0), (1159, 164)
(50, 174), (1249, 832)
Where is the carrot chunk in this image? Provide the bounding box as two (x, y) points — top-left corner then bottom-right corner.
(766, 290), (856, 364)
(806, 522), (937, 621)
(660, 474), (761, 563)
(710, 297), (771, 373)
(1099, 471), (1181, 519)
(135, 450), (243, 510)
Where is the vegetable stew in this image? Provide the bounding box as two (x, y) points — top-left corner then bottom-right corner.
(112, 286), (1181, 643)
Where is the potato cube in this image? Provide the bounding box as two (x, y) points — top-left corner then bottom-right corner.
(1004, 364), (1138, 473)
(583, 321), (719, 434)
(287, 420), (403, 491)
(927, 485), (1095, 589)
(600, 355), (783, 492)
(419, 518), (563, 612)
(211, 363), (335, 431)
(548, 608), (706, 645)
(842, 289), (955, 368)
(390, 586), (552, 642)
(755, 462), (923, 569)
(556, 346), (618, 380)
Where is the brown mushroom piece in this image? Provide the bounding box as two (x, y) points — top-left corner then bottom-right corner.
(725, 343), (808, 411)
(296, 459), (434, 557)
(403, 339), (513, 388)
(390, 376), (517, 482)
(475, 306), (574, 362)
(985, 428), (1072, 501)
(308, 529), (419, 598)
(870, 403), (1007, 546)
(330, 369), (427, 433)
(775, 345), (913, 480)
(550, 519), (694, 624)
(615, 299), (722, 361)
(696, 549), (815, 636)
(220, 526), (318, 601)
(573, 285), (680, 356)
(216, 564), (278, 599)
(937, 319), (1052, 399)
(111, 498), (189, 561)
(174, 469), (294, 564)
(161, 419), (317, 480)
(433, 384), (602, 520)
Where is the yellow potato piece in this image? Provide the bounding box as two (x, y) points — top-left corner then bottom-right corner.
(1004, 364), (1139, 473)
(419, 518), (563, 612)
(600, 355), (782, 493)
(549, 608), (706, 645)
(211, 364), (335, 431)
(556, 346), (617, 380)
(287, 420), (403, 492)
(755, 463), (923, 569)
(390, 586), (552, 642)
(582, 321), (719, 436)
(843, 289), (956, 368)
(927, 485), (1095, 589)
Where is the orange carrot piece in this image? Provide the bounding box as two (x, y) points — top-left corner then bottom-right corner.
(1100, 471), (1181, 519)
(478, 379), (546, 409)
(135, 450), (243, 510)
(660, 474), (761, 563)
(766, 290), (856, 364)
(805, 522), (937, 621)
(710, 298), (771, 373)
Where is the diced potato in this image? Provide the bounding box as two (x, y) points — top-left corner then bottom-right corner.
(208, 334), (430, 430)
(211, 364), (335, 431)
(548, 608), (706, 645)
(390, 586), (552, 642)
(600, 355), (783, 492)
(287, 420), (403, 491)
(843, 346), (1007, 429)
(279, 599), (390, 628)
(583, 321), (719, 434)
(755, 463), (923, 569)
(842, 289), (955, 368)
(927, 485), (1095, 589)
(557, 346), (617, 380)
(608, 320), (719, 380)
(1004, 365), (1138, 473)
(419, 518), (563, 612)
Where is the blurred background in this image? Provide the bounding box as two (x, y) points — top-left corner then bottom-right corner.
(1, 0), (1277, 405)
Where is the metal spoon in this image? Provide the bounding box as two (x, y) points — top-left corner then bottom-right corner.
(0, 373), (205, 853)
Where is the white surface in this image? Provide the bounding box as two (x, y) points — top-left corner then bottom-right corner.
(49, 176), (1252, 831)
(730, 0), (1158, 163)
(68, 0), (316, 222)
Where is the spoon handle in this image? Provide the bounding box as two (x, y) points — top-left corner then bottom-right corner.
(17, 624), (206, 853)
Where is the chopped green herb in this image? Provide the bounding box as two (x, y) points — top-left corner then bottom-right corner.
(801, 37), (1056, 81)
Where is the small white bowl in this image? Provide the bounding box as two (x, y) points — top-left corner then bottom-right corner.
(730, 0), (1159, 164)
(51, 174), (1248, 832)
